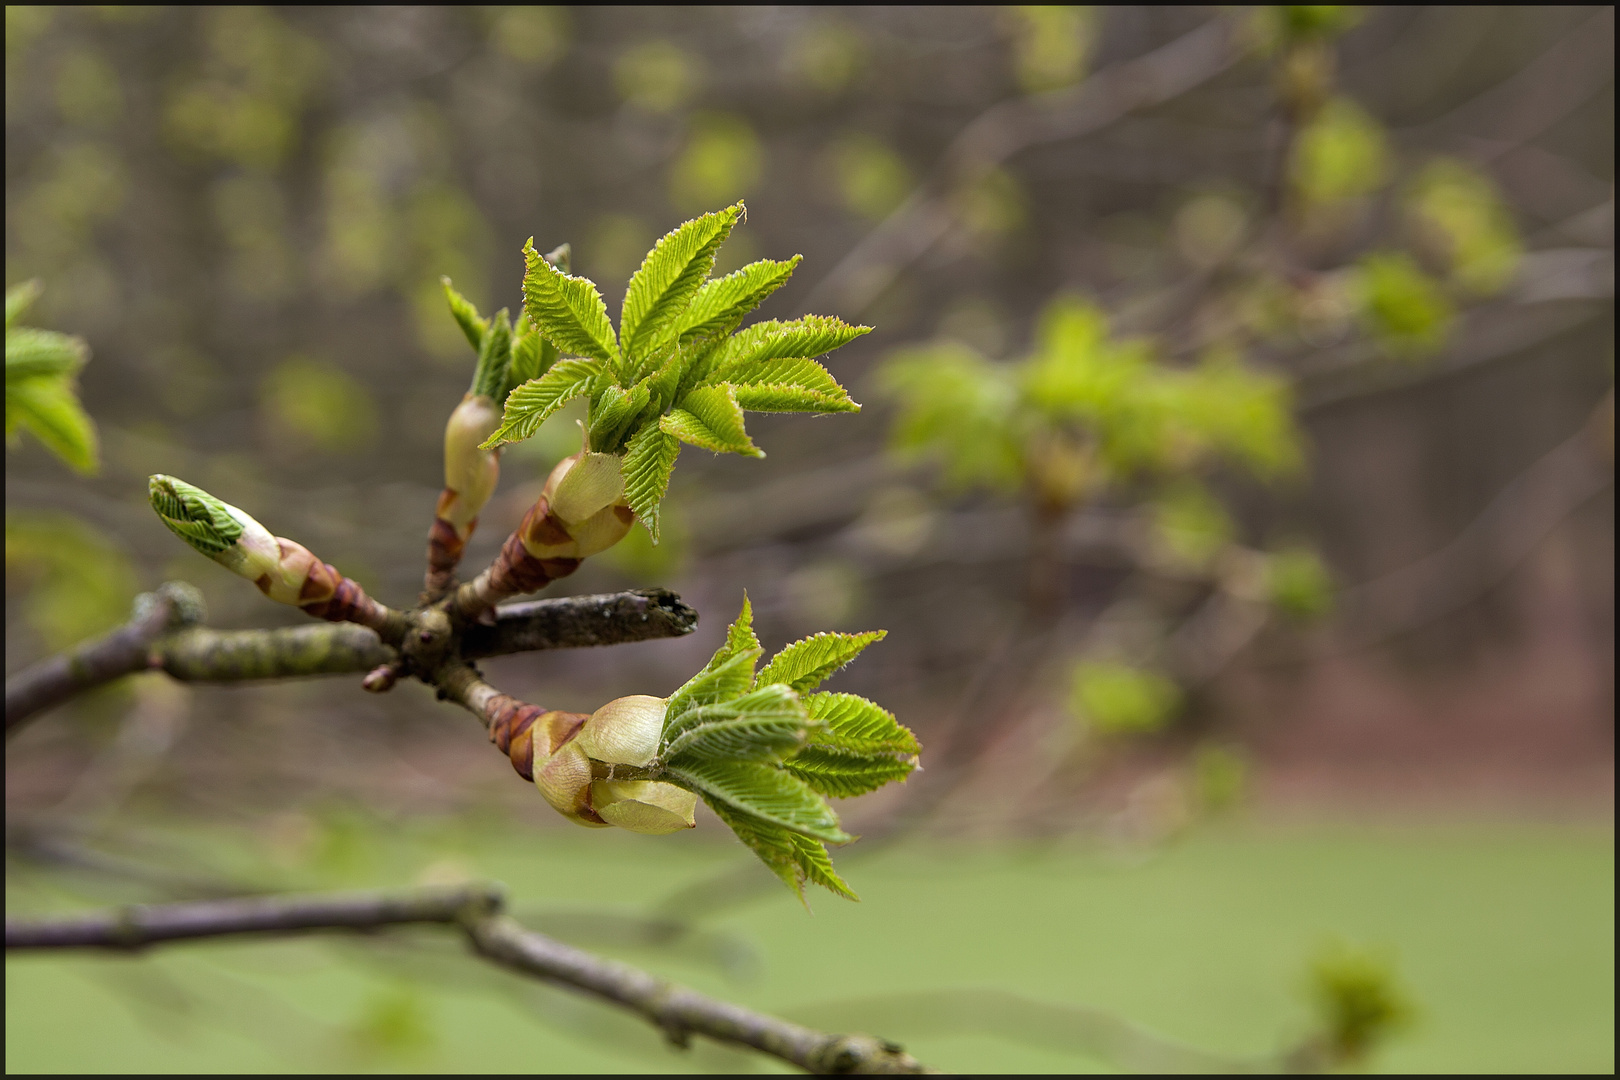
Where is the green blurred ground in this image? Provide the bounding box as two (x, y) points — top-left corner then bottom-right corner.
(6, 819), (1614, 1074)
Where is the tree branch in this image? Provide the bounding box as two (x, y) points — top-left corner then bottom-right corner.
(5, 885), (930, 1074)
(803, 17), (1239, 316)
(7, 589), (700, 736)
(461, 588), (699, 659)
(5, 583), (201, 732)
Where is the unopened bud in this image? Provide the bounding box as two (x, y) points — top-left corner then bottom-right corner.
(533, 740), (609, 828)
(544, 452), (625, 526)
(576, 695), (666, 766)
(441, 393), (503, 533)
(149, 474), (281, 584)
(590, 780), (697, 835)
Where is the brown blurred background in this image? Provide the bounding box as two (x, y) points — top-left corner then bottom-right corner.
(6, 5), (1613, 834)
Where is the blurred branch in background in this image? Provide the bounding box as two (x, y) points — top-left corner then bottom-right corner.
(5, 884), (930, 1074)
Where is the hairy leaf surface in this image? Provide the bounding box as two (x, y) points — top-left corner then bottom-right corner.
(666, 757), (848, 843)
(758, 631), (886, 693)
(660, 384), (759, 456)
(663, 684), (809, 763)
(482, 358), (602, 448)
(784, 747), (917, 798)
(803, 692), (919, 755)
(522, 239), (620, 368)
(673, 257), (800, 343)
(620, 204), (742, 365)
(621, 424), (681, 541)
(442, 277), (488, 351)
(664, 648), (761, 739)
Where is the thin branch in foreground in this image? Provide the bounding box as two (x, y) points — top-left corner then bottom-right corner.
(6, 588), (699, 736)
(4, 582), (201, 732)
(5, 885), (930, 1075)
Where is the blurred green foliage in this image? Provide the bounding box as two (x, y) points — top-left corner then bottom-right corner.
(6, 280), (97, 474)
(1151, 480), (1235, 571)
(1265, 545), (1335, 621)
(615, 40), (701, 114)
(670, 113), (763, 213)
(1004, 6), (1096, 94)
(1308, 941), (1416, 1064)
(489, 6), (570, 68)
(162, 7), (325, 172)
(1191, 743), (1251, 815)
(1069, 660), (1182, 735)
(261, 355), (378, 454)
(825, 133), (912, 221)
(5, 509), (139, 651)
(1406, 158), (1523, 296)
(880, 294), (1300, 506)
(781, 18), (866, 95)
(1355, 252), (1455, 358)
(1290, 97), (1390, 208)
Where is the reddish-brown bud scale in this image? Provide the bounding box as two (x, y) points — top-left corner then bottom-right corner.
(485, 513), (579, 598)
(299, 567), (389, 629)
(423, 507), (470, 599)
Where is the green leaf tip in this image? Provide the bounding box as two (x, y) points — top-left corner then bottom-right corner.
(649, 596), (914, 902)
(7, 282), (99, 475)
(481, 209), (868, 528)
(148, 474), (244, 556)
(522, 236), (620, 368)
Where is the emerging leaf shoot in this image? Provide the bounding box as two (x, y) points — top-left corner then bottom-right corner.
(482, 204), (871, 541)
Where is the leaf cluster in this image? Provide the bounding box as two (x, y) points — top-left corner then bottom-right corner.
(879, 294), (1301, 505)
(656, 597), (917, 901)
(441, 251), (566, 408)
(5, 281), (98, 475)
(481, 203), (870, 539)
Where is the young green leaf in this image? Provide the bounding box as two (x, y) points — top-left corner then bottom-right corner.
(508, 323), (546, 389)
(621, 423), (681, 541)
(664, 649), (762, 738)
(660, 384), (760, 456)
(6, 280), (43, 328)
(758, 630), (886, 693)
(786, 830), (859, 901)
(586, 380), (651, 453)
(471, 309), (514, 403)
(147, 474), (244, 555)
(731, 385), (859, 414)
(665, 757), (849, 843)
(6, 327), (88, 381)
(701, 798), (859, 903)
(725, 356), (859, 413)
(482, 357), (602, 448)
(783, 747), (916, 798)
(708, 315), (871, 381)
(803, 692), (920, 755)
(702, 798), (806, 895)
(442, 277), (489, 352)
(672, 256), (801, 343)
(620, 203), (743, 365)
(6, 375), (98, 475)
(522, 238), (620, 369)
(662, 684), (810, 763)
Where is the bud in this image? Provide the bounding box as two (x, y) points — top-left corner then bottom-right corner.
(590, 780), (697, 835)
(440, 393), (503, 533)
(576, 695), (666, 766)
(149, 474), (281, 583)
(533, 740), (608, 826)
(544, 451), (625, 525)
(150, 474), (388, 629)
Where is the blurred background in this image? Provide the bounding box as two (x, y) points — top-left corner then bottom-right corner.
(5, 6), (1612, 1073)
